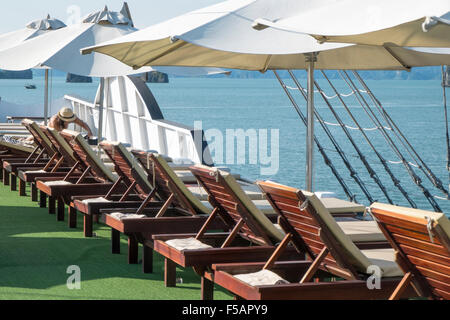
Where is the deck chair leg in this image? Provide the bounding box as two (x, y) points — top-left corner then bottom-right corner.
(93, 214), (100, 224)
(48, 196), (56, 214)
(19, 179), (26, 196)
(300, 247), (329, 283)
(111, 229), (120, 254)
(0, 165), (2, 181)
(84, 214), (93, 237)
(128, 236), (138, 264)
(389, 272), (413, 300)
(164, 259), (176, 287)
(39, 190), (46, 208)
(57, 198), (65, 221)
(201, 277), (214, 300)
(3, 169), (9, 186)
(31, 183), (37, 202)
(68, 207), (77, 228)
(143, 245), (153, 274)
(10, 174), (16, 191)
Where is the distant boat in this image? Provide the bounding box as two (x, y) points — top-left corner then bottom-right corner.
(24, 84), (36, 89)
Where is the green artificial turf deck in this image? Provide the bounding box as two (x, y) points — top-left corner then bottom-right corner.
(0, 182), (232, 300)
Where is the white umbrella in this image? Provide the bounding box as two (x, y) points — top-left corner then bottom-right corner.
(0, 4), (227, 137)
(252, 0), (450, 47)
(82, 0), (450, 191)
(0, 14), (66, 51)
(0, 14), (66, 125)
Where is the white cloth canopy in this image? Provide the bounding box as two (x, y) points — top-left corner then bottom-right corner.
(82, 0), (450, 71)
(253, 0), (450, 47)
(0, 15), (65, 52)
(82, 5), (132, 25)
(0, 6), (227, 77)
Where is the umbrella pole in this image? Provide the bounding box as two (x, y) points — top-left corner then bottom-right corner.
(305, 53), (317, 191)
(44, 69), (49, 125)
(97, 77), (105, 141)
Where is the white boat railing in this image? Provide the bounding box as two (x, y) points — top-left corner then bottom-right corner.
(64, 76), (211, 164)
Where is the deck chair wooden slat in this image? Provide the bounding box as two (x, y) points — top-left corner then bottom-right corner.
(370, 202), (450, 300)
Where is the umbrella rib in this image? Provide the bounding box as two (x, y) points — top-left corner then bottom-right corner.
(136, 40), (188, 69)
(383, 45), (411, 70)
(261, 54), (273, 72)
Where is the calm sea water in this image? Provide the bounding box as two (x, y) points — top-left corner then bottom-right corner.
(1, 75), (448, 214)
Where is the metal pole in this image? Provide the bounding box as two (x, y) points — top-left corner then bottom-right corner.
(305, 53), (317, 191)
(44, 69), (49, 125)
(97, 77), (105, 141)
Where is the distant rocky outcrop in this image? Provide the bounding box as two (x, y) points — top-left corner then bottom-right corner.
(146, 71), (169, 83)
(0, 69), (33, 79)
(66, 73), (92, 83)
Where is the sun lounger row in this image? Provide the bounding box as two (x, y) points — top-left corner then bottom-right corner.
(1, 119), (448, 300)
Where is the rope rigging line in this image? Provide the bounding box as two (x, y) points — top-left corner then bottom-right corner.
(342, 71), (441, 212)
(316, 118), (392, 131)
(287, 70), (375, 203)
(284, 85), (364, 99)
(312, 75), (393, 204)
(442, 65), (450, 196)
(322, 70), (417, 208)
(353, 71), (449, 200)
(273, 70), (356, 202)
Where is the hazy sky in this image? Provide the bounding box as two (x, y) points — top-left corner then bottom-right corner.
(0, 0), (223, 33)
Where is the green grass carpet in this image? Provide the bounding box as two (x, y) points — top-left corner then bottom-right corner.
(0, 182), (232, 300)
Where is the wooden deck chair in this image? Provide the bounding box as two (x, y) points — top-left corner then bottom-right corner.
(17, 126), (79, 200)
(0, 137), (35, 184)
(151, 165), (302, 300)
(212, 181), (412, 300)
(35, 129), (117, 224)
(71, 141), (162, 237)
(2, 120), (54, 190)
(94, 148), (224, 273)
(370, 203), (450, 300)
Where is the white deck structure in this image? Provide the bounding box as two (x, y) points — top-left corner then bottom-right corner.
(64, 75), (211, 165)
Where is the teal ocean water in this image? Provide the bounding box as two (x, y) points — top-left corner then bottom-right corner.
(0, 75), (448, 214)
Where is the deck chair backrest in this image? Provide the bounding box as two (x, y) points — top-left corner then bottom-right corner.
(59, 129), (116, 183)
(99, 141), (152, 196)
(191, 165), (285, 245)
(40, 126), (77, 167)
(132, 151), (210, 215)
(257, 181), (373, 279)
(22, 119), (55, 156)
(370, 202), (450, 300)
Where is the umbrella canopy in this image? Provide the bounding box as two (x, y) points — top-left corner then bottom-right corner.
(0, 5), (152, 77)
(0, 14), (66, 51)
(253, 0), (450, 47)
(82, 0), (450, 71)
(0, 4), (228, 78)
(81, 0), (450, 192)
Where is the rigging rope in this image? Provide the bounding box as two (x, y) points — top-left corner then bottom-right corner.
(273, 70), (356, 201)
(287, 71), (374, 203)
(342, 71), (441, 212)
(322, 70), (417, 208)
(316, 118), (392, 131)
(353, 71), (449, 200)
(442, 65), (450, 196)
(312, 76), (393, 204)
